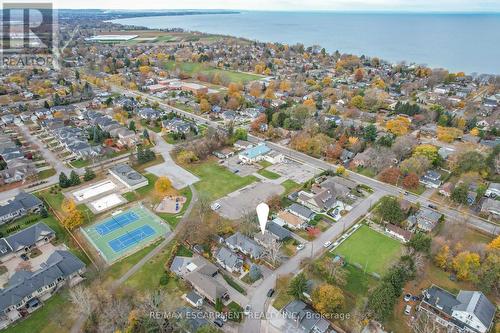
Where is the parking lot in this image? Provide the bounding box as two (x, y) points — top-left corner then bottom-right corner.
(267, 159), (319, 184)
(216, 182), (285, 220)
(220, 155), (259, 177)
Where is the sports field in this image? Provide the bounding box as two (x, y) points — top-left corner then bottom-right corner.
(81, 204), (170, 264)
(332, 225), (403, 275)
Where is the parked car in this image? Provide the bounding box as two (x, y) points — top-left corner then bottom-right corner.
(428, 204), (437, 210)
(404, 305), (412, 315)
(404, 293), (412, 302)
(323, 241), (332, 248)
(211, 202), (221, 210)
(244, 304), (251, 315)
(20, 254), (29, 261)
(267, 288), (275, 297)
(214, 318), (224, 327)
(296, 244), (305, 251)
(411, 295), (420, 302)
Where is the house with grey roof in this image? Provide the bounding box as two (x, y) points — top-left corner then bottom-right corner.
(419, 285), (495, 333)
(0, 250), (85, 328)
(175, 307), (209, 332)
(282, 300), (331, 333)
(183, 291), (203, 308)
(109, 163), (148, 190)
(214, 246), (243, 274)
(0, 222), (55, 262)
(286, 203), (316, 221)
(0, 192), (44, 225)
(420, 170), (442, 189)
(480, 198), (500, 217)
(411, 207), (442, 232)
(225, 232), (264, 259)
(485, 183), (499, 198)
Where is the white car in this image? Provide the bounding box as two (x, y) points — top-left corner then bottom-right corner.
(244, 304), (251, 315)
(404, 305), (412, 315)
(296, 244), (305, 251)
(211, 202), (221, 210)
(323, 241), (332, 248)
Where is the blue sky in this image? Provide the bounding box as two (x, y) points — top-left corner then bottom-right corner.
(56, 0), (500, 12)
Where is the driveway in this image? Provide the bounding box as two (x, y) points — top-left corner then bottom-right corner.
(216, 182), (284, 220)
(146, 131), (199, 189)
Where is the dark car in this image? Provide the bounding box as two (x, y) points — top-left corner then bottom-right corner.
(267, 288), (275, 297)
(21, 254), (29, 261)
(213, 319), (224, 327)
(428, 204), (437, 210)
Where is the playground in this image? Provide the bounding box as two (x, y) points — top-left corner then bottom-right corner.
(155, 195), (187, 214)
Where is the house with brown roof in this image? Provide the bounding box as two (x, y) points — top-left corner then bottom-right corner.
(274, 211), (307, 230)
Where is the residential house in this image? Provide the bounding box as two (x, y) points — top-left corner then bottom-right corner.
(420, 170), (442, 189)
(214, 246), (243, 274)
(485, 183), (499, 198)
(225, 232), (264, 259)
(183, 291), (203, 308)
(480, 198), (500, 217)
(274, 211), (308, 230)
(213, 148), (235, 159)
(297, 182), (337, 213)
(385, 224), (412, 243)
(439, 182), (455, 197)
(0, 222), (55, 262)
(161, 118), (192, 134)
(138, 108), (162, 121)
(286, 203), (315, 222)
(0, 192), (44, 225)
(175, 307), (209, 332)
(411, 208), (442, 232)
(282, 300), (331, 333)
(0, 250), (86, 329)
(170, 256), (228, 304)
(418, 285), (495, 333)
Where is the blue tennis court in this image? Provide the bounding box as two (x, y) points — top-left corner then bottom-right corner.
(108, 225), (156, 252)
(95, 211), (139, 236)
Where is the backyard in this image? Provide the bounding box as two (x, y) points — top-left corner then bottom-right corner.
(331, 224), (403, 275)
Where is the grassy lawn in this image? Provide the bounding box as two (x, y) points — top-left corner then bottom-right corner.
(69, 159), (90, 168)
(104, 239), (163, 282)
(222, 273), (247, 295)
(280, 179), (301, 194)
(227, 302), (243, 322)
(164, 61), (263, 84)
(272, 275), (294, 310)
(355, 166), (377, 178)
(4, 291), (75, 333)
(37, 168), (56, 179)
(0, 214), (54, 236)
(258, 160), (272, 168)
(123, 192), (138, 202)
(343, 264), (378, 297)
(36, 188), (95, 225)
(135, 173), (158, 197)
(185, 159), (258, 201)
(257, 168), (281, 180)
(156, 186), (193, 228)
(332, 225), (403, 275)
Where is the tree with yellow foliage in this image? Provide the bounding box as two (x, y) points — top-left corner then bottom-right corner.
(321, 77), (332, 86)
(452, 251), (480, 281)
(254, 63), (265, 74)
(312, 284), (344, 315)
(264, 86), (275, 99)
(264, 68), (272, 75)
(437, 126), (462, 143)
(470, 128), (480, 136)
(434, 244), (450, 269)
(154, 176), (174, 197)
(199, 98), (211, 113)
(303, 99), (315, 108)
(413, 144), (439, 163)
(386, 116), (410, 136)
(487, 235), (500, 250)
(61, 209), (84, 230)
(62, 198), (77, 214)
(53, 111), (64, 118)
(279, 80), (290, 92)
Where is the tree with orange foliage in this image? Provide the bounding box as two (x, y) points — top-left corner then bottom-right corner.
(250, 114), (267, 132)
(199, 98), (211, 113)
(326, 143), (342, 160)
(402, 173), (419, 190)
(279, 80), (290, 92)
(249, 83), (262, 98)
(303, 99), (315, 108)
(354, 68), (364, 82)
(378, 167), (401, 185)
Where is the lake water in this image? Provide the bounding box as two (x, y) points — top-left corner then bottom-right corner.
(111, 11), (500, 74)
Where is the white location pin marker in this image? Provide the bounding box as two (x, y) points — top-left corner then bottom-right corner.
(256, 202), (269, 234)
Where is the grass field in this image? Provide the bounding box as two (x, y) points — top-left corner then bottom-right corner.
(332, 225), (403, 275)
(280, 179), (301, 194)
(164, 61), (263, 84)
(257, 169), (281, 180)
(37, 168), (56, 179)
(185, 160), (258, 201)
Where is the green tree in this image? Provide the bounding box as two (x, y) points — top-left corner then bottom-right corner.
(69, 170), (81, 186)
(377, 196), (405, 224)
(83, 168), (96, 182)
(451, 184), (468, 204)
(408, 233), (432, 253)
(59, 172), (70, 188)
(129, 120), (136, 132)
(287, 272), (308, 299)
(363, 124), (377, 142)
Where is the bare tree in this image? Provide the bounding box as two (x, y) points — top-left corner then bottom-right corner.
(68, 285), (96, 317)
(322, 259), (348, 287)
(264, 239), (282, 266)
(411, 310), (457, 333)
(239, 210), (258, 236)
